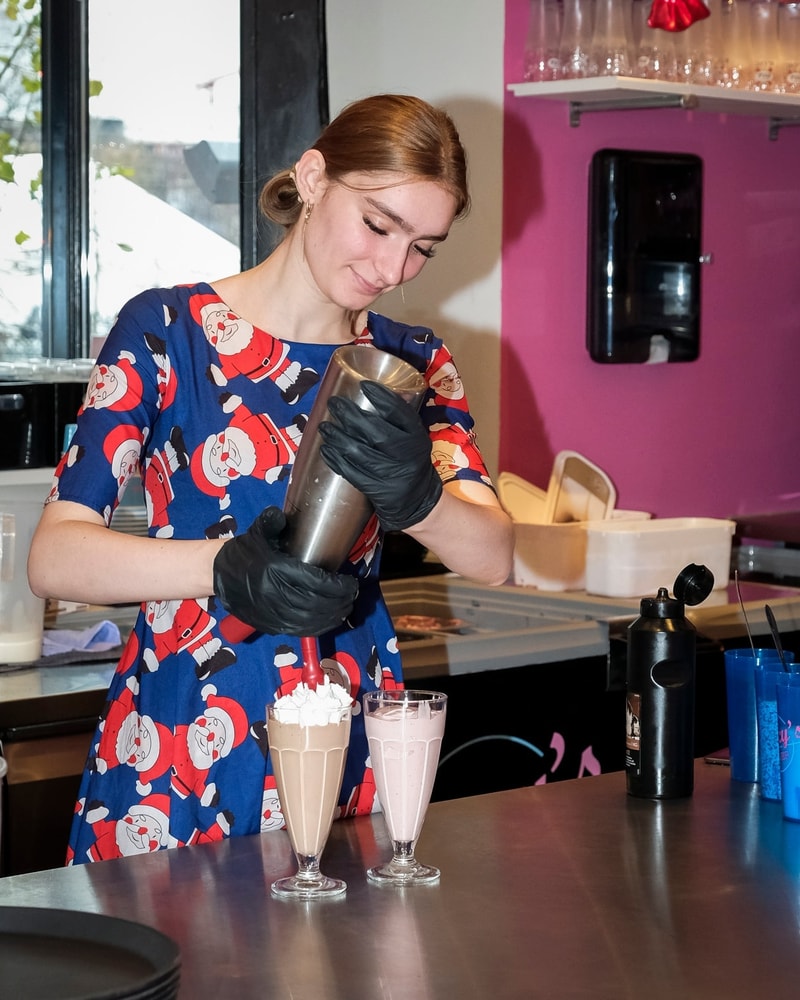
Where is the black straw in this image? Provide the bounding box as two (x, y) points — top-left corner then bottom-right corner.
(765, 604), (790, 672)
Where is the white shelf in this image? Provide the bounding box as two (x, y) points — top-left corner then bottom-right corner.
(508, 77), (800, 138)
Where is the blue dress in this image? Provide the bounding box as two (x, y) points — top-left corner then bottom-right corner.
(53, 283), (492, 864)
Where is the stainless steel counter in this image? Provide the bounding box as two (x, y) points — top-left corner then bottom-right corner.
(2, 762), (800, 998)
(2, 574), (798, 874)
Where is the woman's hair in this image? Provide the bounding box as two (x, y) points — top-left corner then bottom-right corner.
(259, 94), (470, 229)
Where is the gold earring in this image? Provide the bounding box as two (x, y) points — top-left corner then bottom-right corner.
(301, 201), (313, 262)
(400, 284), (406, 305)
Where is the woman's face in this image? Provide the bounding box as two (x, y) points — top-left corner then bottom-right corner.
(303, 170), (458, 310)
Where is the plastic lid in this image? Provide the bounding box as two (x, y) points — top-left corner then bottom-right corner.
(673, 562), (715, 606)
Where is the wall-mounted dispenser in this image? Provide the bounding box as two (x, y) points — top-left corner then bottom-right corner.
(587, 149), (704, 364)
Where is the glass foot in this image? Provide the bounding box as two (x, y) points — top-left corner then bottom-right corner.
(271, 872), (347, 899)
(367, 858), (440, 886)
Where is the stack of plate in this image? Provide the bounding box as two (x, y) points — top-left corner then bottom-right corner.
(0, 907), (180, 999)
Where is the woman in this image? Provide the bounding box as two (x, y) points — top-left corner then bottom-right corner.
(28, 93), (514, 864)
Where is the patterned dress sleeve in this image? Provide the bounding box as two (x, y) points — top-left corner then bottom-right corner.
(48, 289), (169, 522)
(363, 312), (494, 490)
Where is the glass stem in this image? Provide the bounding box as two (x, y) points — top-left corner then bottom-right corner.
(295, 854), (322, 880)
(391, 841), (417, 866)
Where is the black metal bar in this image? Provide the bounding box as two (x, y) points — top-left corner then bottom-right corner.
(240, 0), (328, 268)
(40, 0), (89, 358)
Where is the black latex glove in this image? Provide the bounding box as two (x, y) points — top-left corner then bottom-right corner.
(212, 506), (358, 637)
(317, 380), (443, 532)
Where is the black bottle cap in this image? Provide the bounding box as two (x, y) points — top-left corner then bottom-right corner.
(673, 563), (715, 606)
(638, 564), (714, 618)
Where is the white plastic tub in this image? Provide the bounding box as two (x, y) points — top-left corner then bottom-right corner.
(584, 517), (736, 598)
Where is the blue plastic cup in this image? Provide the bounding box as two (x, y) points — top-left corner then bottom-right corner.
(777, 673), (800, 822)
(725, 648), (795, 783)
(755, 663), (794, 801)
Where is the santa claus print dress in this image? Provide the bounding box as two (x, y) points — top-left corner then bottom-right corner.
(52, 282), (493, 863)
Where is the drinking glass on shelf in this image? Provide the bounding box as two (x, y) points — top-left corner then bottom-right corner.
(671, 28), (693, 83)
(714, 0), (752, 88)
(524, 0), (563, 81)
(364, 689), (447, 886)
(633, 0), (677, 80)
(682, 0), (721, 85)
(748, 0), (779, 90)
(590, 0), (635, 76)
(267, 699), (352, 899)
(559, 0), (595, 78)
(778, 1), (800, 93)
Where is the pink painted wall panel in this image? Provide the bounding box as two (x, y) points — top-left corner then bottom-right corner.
(501, 0), (800, 519)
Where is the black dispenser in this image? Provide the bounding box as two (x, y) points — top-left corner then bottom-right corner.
(587, 149), (703, 364)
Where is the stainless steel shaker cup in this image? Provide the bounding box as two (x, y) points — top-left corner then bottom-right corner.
(282, 345), (427, 571)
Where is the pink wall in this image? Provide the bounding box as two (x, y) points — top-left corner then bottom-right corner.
(501, 0), (800, 519)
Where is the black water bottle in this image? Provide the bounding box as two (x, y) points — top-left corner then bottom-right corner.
(625, 563), (714, 799)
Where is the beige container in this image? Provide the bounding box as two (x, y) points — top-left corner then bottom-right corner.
(496, 471), (548, 523)
(511, 510), (651, 591)
(584, 517), (736, 598)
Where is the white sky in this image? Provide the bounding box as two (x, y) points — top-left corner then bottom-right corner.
(87, 0), (239, 144)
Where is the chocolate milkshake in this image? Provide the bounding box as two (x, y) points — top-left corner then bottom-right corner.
(268, 709), (351, 856)
(266, 678), (353, 897)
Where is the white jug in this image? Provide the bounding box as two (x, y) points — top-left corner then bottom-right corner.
(0, 500), (45, 663)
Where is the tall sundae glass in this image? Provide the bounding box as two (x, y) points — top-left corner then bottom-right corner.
(267, 679), (353, 898)
(364, 689), (447, 885)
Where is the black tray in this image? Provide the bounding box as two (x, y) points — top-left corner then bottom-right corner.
(0, 907), (180, 999)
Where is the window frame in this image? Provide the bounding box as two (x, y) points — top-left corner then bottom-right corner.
(40, 0), (328, 359)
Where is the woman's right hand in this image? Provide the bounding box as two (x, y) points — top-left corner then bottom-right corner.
(212, 506), (358, 636)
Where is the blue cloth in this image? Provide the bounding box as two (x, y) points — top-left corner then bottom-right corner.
(42, 620), (122, 658)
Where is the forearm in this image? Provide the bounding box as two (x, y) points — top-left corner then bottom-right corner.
(405, 481), (514, 586)
(29, 503), (224, 605)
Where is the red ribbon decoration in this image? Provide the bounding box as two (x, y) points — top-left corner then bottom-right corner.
(647, 0), (711, 31)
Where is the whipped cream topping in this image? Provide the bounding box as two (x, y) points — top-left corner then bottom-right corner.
(272, 677), (353, 726)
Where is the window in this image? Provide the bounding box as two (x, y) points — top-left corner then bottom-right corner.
(0, 0), (327, 363)
(0, 0), (43, 360)
(87, 0), (240, 345)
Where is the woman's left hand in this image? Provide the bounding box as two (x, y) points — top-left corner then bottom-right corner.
(318, 380), (442, 531)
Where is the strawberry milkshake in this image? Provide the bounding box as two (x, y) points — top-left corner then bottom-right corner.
(363, 689), (447, 885)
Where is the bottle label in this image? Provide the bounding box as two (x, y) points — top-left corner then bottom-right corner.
(625, 692), (641, 773)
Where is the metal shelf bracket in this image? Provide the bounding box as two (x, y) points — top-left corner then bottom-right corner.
(768, 115), (800, 141)
(568, 93), (699, 127)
